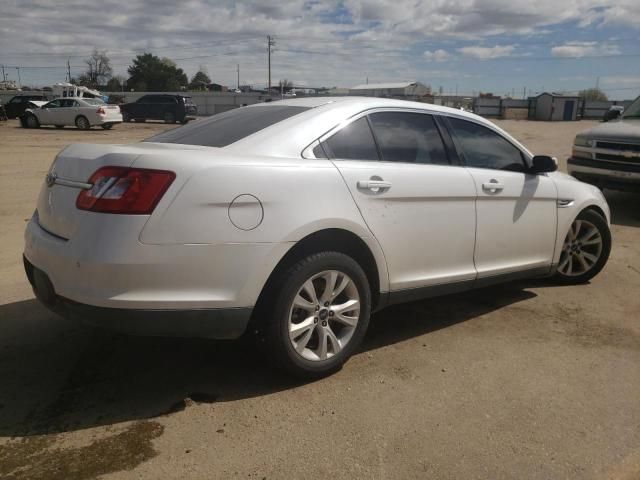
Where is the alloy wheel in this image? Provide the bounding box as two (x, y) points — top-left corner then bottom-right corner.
(288, 270), (360, 362)
(558, 219), (603, 277)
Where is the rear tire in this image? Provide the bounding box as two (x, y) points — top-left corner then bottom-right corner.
(75, 116), (90, 130)
(554, 209), (611, 284)
(101, 124), (113, 130)
(164, 111), (176, 124)
(262, 252), (371, 378)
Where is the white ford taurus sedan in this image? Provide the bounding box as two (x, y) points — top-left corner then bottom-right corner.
(24, 97), (611, 376)
(22, 97), (122, 130)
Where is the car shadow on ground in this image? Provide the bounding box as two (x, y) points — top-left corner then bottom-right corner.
(0, 284), (536, 437)
(604, 190), (640, 228)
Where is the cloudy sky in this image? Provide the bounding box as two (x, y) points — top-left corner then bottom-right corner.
(1, 0), (639, 98)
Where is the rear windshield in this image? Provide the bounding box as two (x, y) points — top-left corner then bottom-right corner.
(182, 97), (194, 105)
(145, 105), (310, 147)
(83, 98), (105, 106)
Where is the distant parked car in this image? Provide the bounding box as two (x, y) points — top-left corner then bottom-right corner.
(602, 105), (624, 122)
(21, 97), (122, 130)
(2, 94), (48, 119)
(120, 94), (197, 124)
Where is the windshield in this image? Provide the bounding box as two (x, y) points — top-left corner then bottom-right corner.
(622, 96), (640, 118)
(145, 105), (311, 147)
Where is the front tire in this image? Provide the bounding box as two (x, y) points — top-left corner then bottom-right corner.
(264, 252), (371, 378)
(101, 123), (113, 130)
(25, 113), (40, 129)
(554, 209), (611, 284)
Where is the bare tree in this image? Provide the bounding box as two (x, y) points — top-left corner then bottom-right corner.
(78, 49), (113, 88)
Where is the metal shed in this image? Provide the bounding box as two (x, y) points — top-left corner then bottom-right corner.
(529, 92), (580, 121)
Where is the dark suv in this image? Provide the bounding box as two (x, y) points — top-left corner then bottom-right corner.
(2, 94), (49, 119)
(120, 94), (197, 124)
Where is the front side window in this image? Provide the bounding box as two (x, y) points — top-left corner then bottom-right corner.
(448, 118), (526, 172)
(45, 100), (62, 108)
(368, 112), (448, 165)
(323, 117), (379, 160)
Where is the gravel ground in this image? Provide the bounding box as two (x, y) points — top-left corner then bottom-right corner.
(0, 118), (639, 480)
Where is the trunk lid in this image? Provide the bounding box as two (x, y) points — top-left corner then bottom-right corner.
(36, 143), (146, 239)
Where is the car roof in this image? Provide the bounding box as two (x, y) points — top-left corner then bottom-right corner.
(228, 96), (532, 158)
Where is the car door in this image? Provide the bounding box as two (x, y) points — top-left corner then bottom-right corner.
(58, 99), (76, 125)
(38, 99), (62, 124)
(320, 111), (478, 295)
(133, 95), (150, 118)
(445, 116), (557, 278)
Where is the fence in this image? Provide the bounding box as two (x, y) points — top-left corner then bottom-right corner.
(473, 97), (636, 120)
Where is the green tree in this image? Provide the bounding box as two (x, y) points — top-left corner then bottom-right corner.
(127, 53), (188, 91)
(578, 88), (608, 102)
(190, 68), (211, 87)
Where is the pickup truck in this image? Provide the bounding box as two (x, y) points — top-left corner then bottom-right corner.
(569, 95), (640, 192)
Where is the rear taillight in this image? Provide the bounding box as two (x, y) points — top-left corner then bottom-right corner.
(76, 167), (175, 214)
(96, 107), (106, 115)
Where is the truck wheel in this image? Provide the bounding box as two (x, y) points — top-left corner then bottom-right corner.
(263, 252), (371, 378)
(164, 112), (176, 124)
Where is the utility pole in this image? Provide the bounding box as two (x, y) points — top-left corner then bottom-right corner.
(595, 76), (600, 90)
(237, 63), (240, 90)
(1, 64), (5, 83)
(15, 67), (21, 88)
(67, 59), (71, 82)
(267, 35), (275, 92)
(523, 86), (526, 99)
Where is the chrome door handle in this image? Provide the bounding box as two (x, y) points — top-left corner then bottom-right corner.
(482, 181), (504, 192)
(357, 180), (392, 191)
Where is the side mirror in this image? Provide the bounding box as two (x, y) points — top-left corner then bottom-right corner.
(530, 155), (558, 174)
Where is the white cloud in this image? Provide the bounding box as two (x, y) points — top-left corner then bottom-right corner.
(458, 45), (516, 59)
(0, 0), (638, 88)
(551, 41), (621, 58)
(423, 49), (450, 62)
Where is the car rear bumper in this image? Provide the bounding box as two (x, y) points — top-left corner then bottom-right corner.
(24, 255), (251, 338)
(567, 157), (640, 192)
(22, 214), (293, 337)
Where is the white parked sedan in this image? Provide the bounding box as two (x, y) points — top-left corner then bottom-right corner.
(22, 97), (122, 130)
(23, 97), (611, 377)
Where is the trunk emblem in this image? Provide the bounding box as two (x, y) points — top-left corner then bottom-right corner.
(45, 172), (57, 187)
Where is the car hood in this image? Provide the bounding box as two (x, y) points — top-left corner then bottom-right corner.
(578, 118), (640, 142)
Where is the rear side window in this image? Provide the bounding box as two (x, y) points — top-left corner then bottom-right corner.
(323, 117), (379, 161)
(146, 105), (310, 147)
(448, 118), (526, 172)
(368, 112), (448, 165)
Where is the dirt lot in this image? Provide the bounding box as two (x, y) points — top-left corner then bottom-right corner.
(0, 118), (639, 480)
